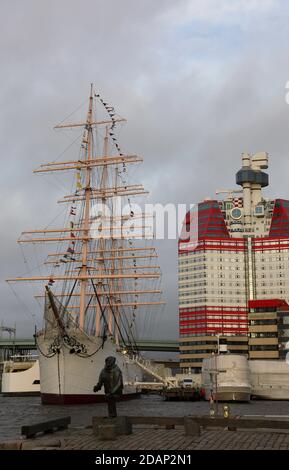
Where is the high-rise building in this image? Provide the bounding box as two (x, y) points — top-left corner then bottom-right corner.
(179, 153), (289, 372)
(248, 299), (289, 360)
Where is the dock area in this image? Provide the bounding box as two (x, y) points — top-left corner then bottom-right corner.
(2, 423), (289, 450)
(2, 395), (289, 450)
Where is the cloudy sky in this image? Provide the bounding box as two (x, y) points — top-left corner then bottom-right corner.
(1, 0), (289, 340)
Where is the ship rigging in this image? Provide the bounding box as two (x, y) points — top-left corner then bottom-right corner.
(7, 84), (165, 403)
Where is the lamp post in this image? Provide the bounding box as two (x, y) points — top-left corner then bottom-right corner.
(208, 365), (226, 417)
(208, 334), (224, 417)
(215, 334), (220, 415)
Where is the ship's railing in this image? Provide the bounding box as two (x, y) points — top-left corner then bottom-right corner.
(6, 354), (38, 363)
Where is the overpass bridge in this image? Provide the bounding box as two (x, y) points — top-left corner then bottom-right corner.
(0, 338), (178, 360)
(122, 340), (178, 352)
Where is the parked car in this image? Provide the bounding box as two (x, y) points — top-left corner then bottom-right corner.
(180, 377), (194, 388)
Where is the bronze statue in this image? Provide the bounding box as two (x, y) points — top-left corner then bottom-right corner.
(93, 356), (123, 418)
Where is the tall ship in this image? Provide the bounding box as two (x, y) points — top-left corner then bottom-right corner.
(8, 85), (165, 404)
(178, 152), (289, 375)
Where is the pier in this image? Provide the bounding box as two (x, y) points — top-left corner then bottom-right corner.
(2, 394), (289, 450)
(3, 415), (289, 450)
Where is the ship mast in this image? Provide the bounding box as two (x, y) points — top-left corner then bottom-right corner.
(79, 84), (93, 329)
(95, 125), (109, 336)
(7, 84), (165, 342)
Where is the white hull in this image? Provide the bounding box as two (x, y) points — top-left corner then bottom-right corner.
(1, 360), (40, 396)
(202, 354), (251, 402)
(37, 328), (142, 404)
(249, 360), (289, 400)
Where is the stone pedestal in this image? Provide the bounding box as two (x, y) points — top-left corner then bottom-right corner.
(184, 418), (201, 437)
(98, 424), (117, 441)
(92, 416), (132, 439)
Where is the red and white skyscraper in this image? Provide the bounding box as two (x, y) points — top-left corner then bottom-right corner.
(179, 152), (289, 372)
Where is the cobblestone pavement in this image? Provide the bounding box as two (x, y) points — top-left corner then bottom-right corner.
(1, 394), (289, 441)
(18, 426), (289, 450)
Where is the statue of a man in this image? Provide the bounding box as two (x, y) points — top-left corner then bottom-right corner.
(93, 356), (123, 418)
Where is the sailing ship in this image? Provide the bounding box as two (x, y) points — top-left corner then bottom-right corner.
(8, 85), (165, 404)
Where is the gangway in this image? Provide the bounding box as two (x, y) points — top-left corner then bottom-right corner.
(133, 356), (176, 388)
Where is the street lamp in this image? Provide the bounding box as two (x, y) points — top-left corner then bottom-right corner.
(208, 334), (226, 417)
(214, 335), (220, 416)
(216, 333), (220, 355)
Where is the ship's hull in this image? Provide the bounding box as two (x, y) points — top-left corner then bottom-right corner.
(41, 392), (140, 404)
(37, 328), (142, 405)
(202, 354), (251, 402)
(1, 360), (40, 396)
(214, 387), (251, 402)
(249, 360), (289, 400)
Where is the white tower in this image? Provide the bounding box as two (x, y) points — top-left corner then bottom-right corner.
(236, 152), (269, 231)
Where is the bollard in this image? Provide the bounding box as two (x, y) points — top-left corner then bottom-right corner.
(223, 405), (230, 419)
(209, 396), (215, 417)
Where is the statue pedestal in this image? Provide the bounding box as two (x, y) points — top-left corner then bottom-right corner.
(97, 424), (117, 441)
(184, 418), (200, 436)
(92, 416), (132, 439)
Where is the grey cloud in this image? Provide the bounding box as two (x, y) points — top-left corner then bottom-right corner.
(1, 0), (289, 340)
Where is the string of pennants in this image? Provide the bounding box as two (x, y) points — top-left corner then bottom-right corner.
(49, 127), (87, 277)
(48, 205), (77, 283)
(49, 92), (140, 311)
(94, 92), (127, 175)
(94, 92), (137, 280)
